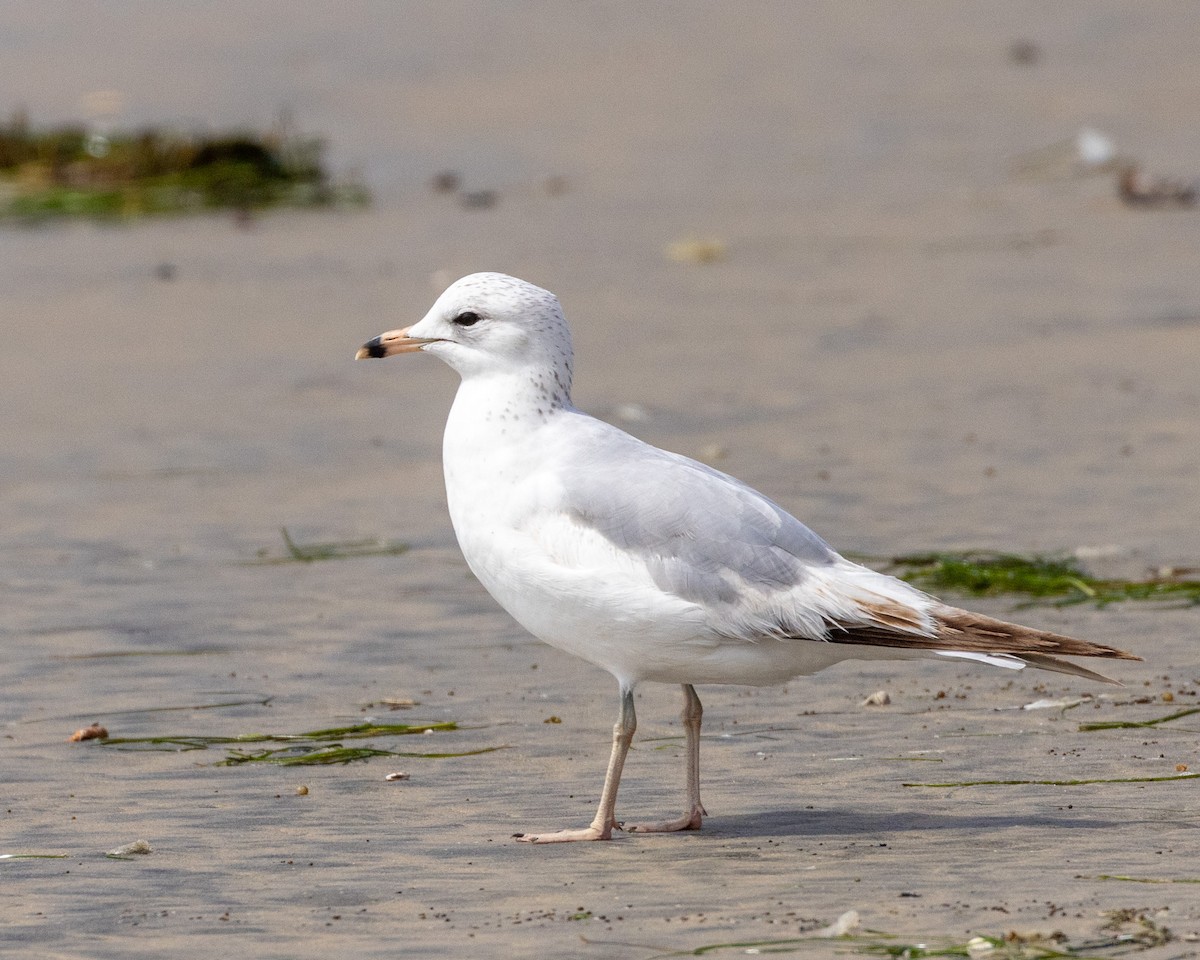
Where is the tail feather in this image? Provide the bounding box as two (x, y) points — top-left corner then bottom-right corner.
(932, 649), (1121, 684)
(824, 601), (1140, 683)
(1015, 652), (1127, 685)
(932, 607), (1140, 661)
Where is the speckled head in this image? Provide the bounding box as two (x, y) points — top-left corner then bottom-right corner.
(356, 272), (575, 403)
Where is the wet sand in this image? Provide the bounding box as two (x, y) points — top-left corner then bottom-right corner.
(3, 3), (1199, 957)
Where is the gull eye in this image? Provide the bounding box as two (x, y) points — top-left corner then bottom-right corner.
(452, 311), (482, 327)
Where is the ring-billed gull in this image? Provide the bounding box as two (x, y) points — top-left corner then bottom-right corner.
(356, 272), (1139, 843)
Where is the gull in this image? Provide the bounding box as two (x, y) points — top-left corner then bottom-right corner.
(356, 273), (1140, 843)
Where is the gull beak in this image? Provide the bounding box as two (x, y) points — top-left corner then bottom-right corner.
(355, 327), (440, 359)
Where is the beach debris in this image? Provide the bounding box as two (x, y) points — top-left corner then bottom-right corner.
(682, 921), (1171, 957)
(666, 236), (727, 264)
(861, 690), (891, 706)
(966, 935), (996, 958)
(1011, 127), (1119, 180)
(1099, 910), (1174, 950)
(1012, 127), (1197, 211)
(68, 722), (108, 742)
(1015, 696), (1090, 711)
(1154, 564), (1199, 579)
(246, 527), (409, 565)
(295, 785), (308, 796)
(106, 840), (152, 858)
(812, 909), (860, 938)
(379, 698), (417, 710)
(1117, 164), (1198, 208)
(385, 771), (410, 781)
(1007, 39), (1041, 66)
(429, 170), (461, 193)
(1074, 128), (1118, 170)
(543, 715), (562, 724)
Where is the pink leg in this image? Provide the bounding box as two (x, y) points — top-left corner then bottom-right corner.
(627, 684), (706, 833)
(514, 686), (635, 843)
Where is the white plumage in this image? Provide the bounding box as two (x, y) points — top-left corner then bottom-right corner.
(357, 272), (1138, 842)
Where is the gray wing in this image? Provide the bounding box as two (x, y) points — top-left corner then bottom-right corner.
(550, 417), (839, 607)
(533, 416), (1140, 680)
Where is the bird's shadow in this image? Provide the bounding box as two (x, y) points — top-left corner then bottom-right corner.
(704, 805), (1127, 838)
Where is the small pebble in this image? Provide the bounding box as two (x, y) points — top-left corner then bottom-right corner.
(862, 691), (891, 706)
(430, 171), (461, 193)
(296, 785), (309, 796)
(385, 772), (410, 782)
(1007, 39), (1040, 66)
(666, 237), (727, 264)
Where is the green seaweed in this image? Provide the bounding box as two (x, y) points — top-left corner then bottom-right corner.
(95, 720), (499, 765)
(884, 551), (1200, 608)
(54, 646), (230, 660)
(219, 743), (502, 766)
(646, 932), (1126, 958)
(278, 721), (457, 740)
(904, 772), (1199, 788)
(1078, 706), (1200, 731)
(0, 112), (369, 223)
(86, 696), (274, 720)
(220, 745), (408, 766)
(687, 937), (815, 955)
(102, 720), (456, 748)
(244, 527), (410, 564)
(0, 854), (68, 860)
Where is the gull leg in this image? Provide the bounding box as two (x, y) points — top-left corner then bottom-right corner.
(515, 685), (635, 843)
(627, 683), (706, 833)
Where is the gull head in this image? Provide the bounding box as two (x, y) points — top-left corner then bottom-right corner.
(356, 273), (574, 393)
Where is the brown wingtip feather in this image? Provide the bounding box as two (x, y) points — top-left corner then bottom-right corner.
(824, 601), (1140, 684)
(1015, 653), (1128, 686)
(932, 607), (1141, 662)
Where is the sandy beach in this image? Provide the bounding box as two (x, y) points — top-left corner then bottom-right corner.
(3, 3), (1199, 957)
